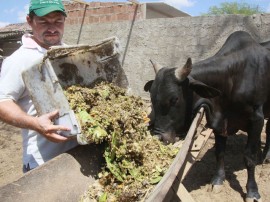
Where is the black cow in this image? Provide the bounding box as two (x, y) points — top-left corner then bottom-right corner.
(144, 31), (270, 202)
(260, 40), (270, 51)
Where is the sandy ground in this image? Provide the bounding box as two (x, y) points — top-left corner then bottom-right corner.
(0, 121), (23, 187)
(183, 131), (270, 202)
(0, 120), (270, 202)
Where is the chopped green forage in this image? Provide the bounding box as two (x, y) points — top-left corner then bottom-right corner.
(65, 82), (181, 202)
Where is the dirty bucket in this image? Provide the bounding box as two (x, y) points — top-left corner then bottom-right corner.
(22, 37), (128, 141)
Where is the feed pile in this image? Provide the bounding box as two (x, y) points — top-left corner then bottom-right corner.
(64, 82), (180, 202)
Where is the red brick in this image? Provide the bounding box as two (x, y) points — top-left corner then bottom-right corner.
(85, 8), (93, 16)
(92, 2), (101, 7)
(87, 16), (99, 24)
(70, 19), (75, 25)
(64, 2), (144, 24)
(66, 11), (72, 18)
(118, 5), (127, 13)
(110, 14), (117, 22)
(99, 15), (107, 23)
(117, 13), (129, 21)
(95, 7), (103, 15)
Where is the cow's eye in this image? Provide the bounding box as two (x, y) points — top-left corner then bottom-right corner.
(170, 97), (179, 106)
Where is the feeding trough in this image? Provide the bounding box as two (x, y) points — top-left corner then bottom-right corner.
(0, 108), (211, 202)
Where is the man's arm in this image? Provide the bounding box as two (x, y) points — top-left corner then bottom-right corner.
(0, 100), (72, 143)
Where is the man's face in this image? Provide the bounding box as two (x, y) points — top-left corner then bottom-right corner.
(27, 12), (65, 49)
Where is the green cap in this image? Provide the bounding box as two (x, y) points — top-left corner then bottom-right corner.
(29, 0), (67, 17)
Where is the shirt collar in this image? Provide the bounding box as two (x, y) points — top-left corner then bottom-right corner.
(22, 33), (47, 53)
(21, 33), (67, 52)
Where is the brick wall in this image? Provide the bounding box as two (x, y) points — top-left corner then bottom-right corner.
(64, 2), (145, 26)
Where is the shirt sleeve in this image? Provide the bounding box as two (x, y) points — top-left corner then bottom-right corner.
(0, 55), (26, 102)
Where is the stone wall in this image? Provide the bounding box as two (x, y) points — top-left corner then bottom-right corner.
(63, 13), (270, 98)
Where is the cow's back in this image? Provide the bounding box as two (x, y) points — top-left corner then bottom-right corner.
(191, 31), (270, 127)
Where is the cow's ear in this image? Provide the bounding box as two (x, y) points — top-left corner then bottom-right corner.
(144, 80), (154, 92)
(188, 77), (221, 98)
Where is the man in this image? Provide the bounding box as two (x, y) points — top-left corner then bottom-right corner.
(0, 0), (78, 172)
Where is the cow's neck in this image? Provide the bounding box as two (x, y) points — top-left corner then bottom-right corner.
(193, 96), (214, 123)
(182, 87), (215, 132)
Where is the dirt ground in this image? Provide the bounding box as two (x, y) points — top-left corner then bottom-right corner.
(0, 120), (270, 202)
(0, 121), (23, 187)
(183, 131), (270, 202)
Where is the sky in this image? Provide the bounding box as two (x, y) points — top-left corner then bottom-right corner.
(0, 0), (270, 28)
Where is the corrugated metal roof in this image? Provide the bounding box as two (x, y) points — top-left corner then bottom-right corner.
(0, 23), (31, 40)
(0, 23), (30, 32)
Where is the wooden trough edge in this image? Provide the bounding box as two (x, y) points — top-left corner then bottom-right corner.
(145, 108), (213, 202)
(0, 144), (106, 202)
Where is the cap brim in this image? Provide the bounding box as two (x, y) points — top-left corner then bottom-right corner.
(33, 5), (67, 17)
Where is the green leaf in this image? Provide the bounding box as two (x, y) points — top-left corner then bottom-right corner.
(92, 127), (107, 140)
(104, 150), (125, 182)
(150, 176), (162, 184)
(78, 110), (90, 120)
(202, 1), (264, 16)
(98, 192), (107, 202)
(129, 167), (141, 179)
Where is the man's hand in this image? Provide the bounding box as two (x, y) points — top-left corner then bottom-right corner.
(0, 100), (72, 143)
(36, 110), (72, 143)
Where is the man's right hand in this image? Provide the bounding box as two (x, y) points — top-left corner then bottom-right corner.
(0, 100), (72, 143)
(35, 110), (72, 143)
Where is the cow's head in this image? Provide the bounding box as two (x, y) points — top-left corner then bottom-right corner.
(144, 58), (220, 144)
